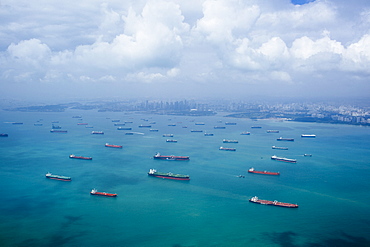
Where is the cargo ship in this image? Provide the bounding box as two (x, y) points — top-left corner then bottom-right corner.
(223, 139), (238, 143)
(163, 134), (174, 137)
(225, 122), (237, 125)
(166, 139), (177, 143)
(153, 152), (189, 161)
(105, 143), (123, 148)
(50, 129), (67, 133)
(117, 127), (132, 130)
(0, 133), (8, 137)
(150, 129), (159, 132)
(214, 126), (226, 129)
(77, 123), (88, 125)
(248, 167), (280, 176)
(251, 126), (261, 129)
(114, 123), (125, 126)
(271, 155), (296, 163)
(90, 189), (117, 197)
(240, 132), (251, 135)
(267, 130), (279, 133)
(272, 146), (288, 150)
(249, 196), (298, 208)
(277, 137), (294, 141)
(45, 172), (71, 181)
(138, 125), (151, 128)
(69, 154), (92, 160)
(204, 133), (214, 136)
(191, 130), (203, 132)
(148, 169), (190, 181)
(219, 147), (236, 151)
(301, 134), (316, 138)
(91, 131), (104, 134)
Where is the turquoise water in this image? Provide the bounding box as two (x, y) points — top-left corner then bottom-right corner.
(0, 109), (370, 247)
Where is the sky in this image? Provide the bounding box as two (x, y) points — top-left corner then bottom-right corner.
(0, 0), (369, 102)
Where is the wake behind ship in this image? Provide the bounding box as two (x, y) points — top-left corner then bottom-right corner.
(153, 152), (189, 161)
(148, 169), (190, 180)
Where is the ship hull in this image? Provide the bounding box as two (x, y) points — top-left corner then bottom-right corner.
(249, 197), (298, 208)
(90, 192), (117, 197)
(248, 170), (280, 176)
(153, 156), (189, 161)
(46, 176), (71, 181)
(69, 155), (92, 160)
(148, 174), (190, 181)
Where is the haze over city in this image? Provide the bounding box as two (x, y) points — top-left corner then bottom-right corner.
(0, 0), (369, 102)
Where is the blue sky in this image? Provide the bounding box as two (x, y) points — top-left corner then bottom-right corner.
(0, 0), (369, 102)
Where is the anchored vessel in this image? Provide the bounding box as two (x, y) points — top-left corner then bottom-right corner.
(0, 133), (8, 137)
(272, 146), (288, 150)
(271, 155), (296, 163)
(249, 196), (298, 208)
(153, 152), (189, 161)
(267, 130), (279, 133)
(240, 132), (251, 135)
(277, 137), (294, 141)
(222, 139), (238, 143)
(50, 129), (67, 133)
(148, 169), (190, 181)
(166, 139), (178, 143)
(219, 147), (236, 151)
(91, 131), (104, 134)
(90, 189), (117, 197)
(248, 167), (280, 175)
(69, 154), (92, 160)
(301, 134), (316, 138)
(105, 143), (122, 148)
(45, 172), (71, 181)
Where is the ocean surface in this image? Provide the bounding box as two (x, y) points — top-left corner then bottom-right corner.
(0, 109), (369, 247)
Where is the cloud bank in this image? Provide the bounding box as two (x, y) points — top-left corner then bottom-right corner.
(0, 0), (369, 100)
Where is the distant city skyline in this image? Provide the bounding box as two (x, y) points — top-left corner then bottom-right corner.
(1, 0), (370, 101)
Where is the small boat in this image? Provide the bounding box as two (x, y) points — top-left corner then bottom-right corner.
(195, 122), (205, 125)
(34, 123), (43, 126)
(45, 172), (71, 181)
(69, 154), (92, 160)
(249, 196), (298, 208)
(277, 137), (294, 141)
(271, 155), (296, 163)
(148, 169), (190, 181)
(12, 122), (23, 125)
(91, 131), (104, 134)
(105, 143), (123, 148)
(111, 120), (120, 122)
(304, 154), (312, 157)
(90, 188), (117, 197)
(219, 147), (236, 151)
(248, 167), (280, 176)
(272, 146), (288, 150)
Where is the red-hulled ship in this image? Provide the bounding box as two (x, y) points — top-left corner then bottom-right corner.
(90, 189), (117, 197)
(248, 167), (280, 176)
(105, 143), (123, 148)
(249, 196), (298, 208)
(69, 154), (92, 160)
(153, 152), (189, 161)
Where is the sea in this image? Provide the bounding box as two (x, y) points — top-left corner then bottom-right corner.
(0, 109), (369, 247)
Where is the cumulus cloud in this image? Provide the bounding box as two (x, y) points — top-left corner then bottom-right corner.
(0, 0), (369, 100)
